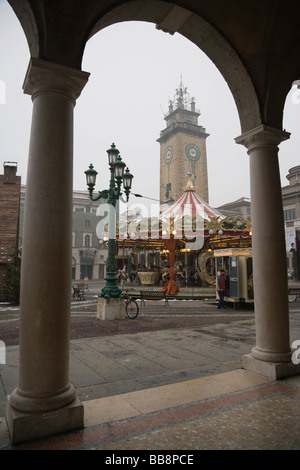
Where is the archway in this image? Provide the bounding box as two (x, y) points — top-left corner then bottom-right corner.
(75, 20), (250, 210)
(85, 2), (261, 134)
(5, 0), (300, 444)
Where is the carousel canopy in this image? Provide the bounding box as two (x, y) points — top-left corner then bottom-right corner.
(112, 177), (251, 242)
(160, 178), (224, 222)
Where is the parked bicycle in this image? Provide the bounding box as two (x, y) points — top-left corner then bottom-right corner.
(72, 285), (85, 301)
(124, 290), (139, 319)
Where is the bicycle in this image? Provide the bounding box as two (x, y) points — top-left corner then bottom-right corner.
(124, 290), (139, 319)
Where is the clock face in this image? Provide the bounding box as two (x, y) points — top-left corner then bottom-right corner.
(185, 143), (200, 161)
(164, 146), (174, 164)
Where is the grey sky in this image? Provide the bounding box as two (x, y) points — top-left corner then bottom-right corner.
(0, 0), (299, 214)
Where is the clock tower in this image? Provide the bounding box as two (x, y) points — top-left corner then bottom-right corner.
(158, 80), (209, 204)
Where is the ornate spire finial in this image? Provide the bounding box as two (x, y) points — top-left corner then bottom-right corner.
(169, 77), (198, 113)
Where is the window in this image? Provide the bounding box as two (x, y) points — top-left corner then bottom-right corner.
(85, 220), (91, 228)
(284, 208), (296, 221)
(84, 235), (90, 247)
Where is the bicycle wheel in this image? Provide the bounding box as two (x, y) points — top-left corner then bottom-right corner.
(126, 299), (139, 319)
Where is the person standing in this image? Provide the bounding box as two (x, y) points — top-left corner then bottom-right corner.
(217, 269), (226, 309)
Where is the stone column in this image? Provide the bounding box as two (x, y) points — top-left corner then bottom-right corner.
(236, 125), (300, 378)
(6, 58), (89, 443)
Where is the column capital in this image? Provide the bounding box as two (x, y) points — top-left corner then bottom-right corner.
(23, 58), (90, 103)
(235, 124), (290, 152)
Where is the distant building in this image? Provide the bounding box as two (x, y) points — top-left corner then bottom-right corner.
(71, 190), (108, 280)
(0, 162), (21, 298)
(216, 197), (251, 218)
(19, 187), (108, 281)
(282, 166), (300, 279)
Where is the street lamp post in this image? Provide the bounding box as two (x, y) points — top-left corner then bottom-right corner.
(85, 143), (133, 299)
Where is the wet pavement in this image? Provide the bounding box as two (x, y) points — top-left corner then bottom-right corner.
(0, 284), (300, 450)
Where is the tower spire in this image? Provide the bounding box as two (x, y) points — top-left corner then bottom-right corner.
(168, 77), (198, 114)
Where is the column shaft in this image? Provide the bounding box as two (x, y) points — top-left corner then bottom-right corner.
(19, 91), (74, 401)
(6, 59), (89, 442)
(236, 125), (291, 363)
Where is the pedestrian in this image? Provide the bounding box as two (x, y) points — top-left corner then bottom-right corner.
(217, 269), (226, 309)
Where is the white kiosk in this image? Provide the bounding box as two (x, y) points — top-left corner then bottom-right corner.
(214, 248), (253, 305)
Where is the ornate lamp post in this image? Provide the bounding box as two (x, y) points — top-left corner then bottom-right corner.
(85, 143), (133, 299)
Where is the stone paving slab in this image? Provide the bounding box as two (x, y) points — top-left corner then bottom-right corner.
(68, 325), (255, 395)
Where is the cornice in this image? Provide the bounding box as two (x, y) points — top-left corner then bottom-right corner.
(157, 123), (209, 143)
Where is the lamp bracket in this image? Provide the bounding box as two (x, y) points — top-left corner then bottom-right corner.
(88, 189), (109, 202)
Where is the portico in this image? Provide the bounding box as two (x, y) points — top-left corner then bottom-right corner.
(5, 0), (300, 443)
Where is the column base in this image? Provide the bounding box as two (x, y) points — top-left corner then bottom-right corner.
(97, 297), (125, 320)
(243, 354), (300, 379)
(6, 396), (84, 444)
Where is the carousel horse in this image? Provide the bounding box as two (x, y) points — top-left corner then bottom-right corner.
(161, 266), (170, 281)
(175, 262), (185, 279)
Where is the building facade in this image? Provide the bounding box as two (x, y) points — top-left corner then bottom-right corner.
(282, 166), (300, 279)
(158, 80), (209, 205)
(216, 197), (251, 218)
(0, 162), (21, 299)
(19, 187), (108, 281)
(71, 191), (108, 281)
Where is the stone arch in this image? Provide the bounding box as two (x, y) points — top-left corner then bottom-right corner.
(85, 2), (262, 134)
(9, 0), (262, 134)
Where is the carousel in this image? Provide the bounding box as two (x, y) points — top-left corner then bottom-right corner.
(108, 177), (252, 300)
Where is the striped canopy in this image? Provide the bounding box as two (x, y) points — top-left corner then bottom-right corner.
(160, 188), (224, 222)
